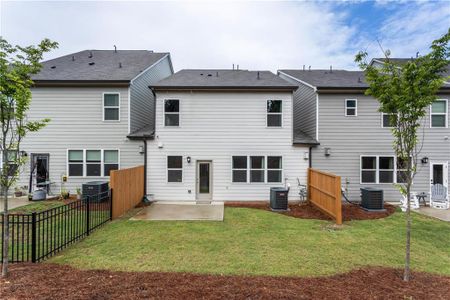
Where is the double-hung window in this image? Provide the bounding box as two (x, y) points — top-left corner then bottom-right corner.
(382, 113), (397, 128)
(250, 156), (265, 183)
(0, 150), (18, 177)
(232, 156), (247, 183)
(167, 156), (183, 182)
(267, 156), (282, 183)
(430, 99), (448, 128)
(103, 93), (120, 121)
(68, 150), (84, 176)
(86, 150), (101, 176)
(378, 156), (394, 183)
(396, 157), (409, 184)
(164, 99), (180, 126)
(267, 100), (282, 127)
(345, 99), (357, 116)
(68, 149), (119, 177)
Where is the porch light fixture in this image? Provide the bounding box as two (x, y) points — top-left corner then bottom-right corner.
(324, 148), (331, 157)
(421, 157), (429, 164)
(139, 145), (144, 154)
(186, 156), (191, 164)
(19, 150), (27, 157)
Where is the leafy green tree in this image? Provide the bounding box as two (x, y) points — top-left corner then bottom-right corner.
(355, 29), (449, 281)
(1, 38), (58, 277)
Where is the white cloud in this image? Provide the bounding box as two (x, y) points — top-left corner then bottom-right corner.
(0, 1), (448, 72)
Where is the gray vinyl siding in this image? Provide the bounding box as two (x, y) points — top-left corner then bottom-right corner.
(129, 55), (173, 133)
(313, 93), (450, 202)
(279, 73), (316, 139)
(18, 87), (144, 194)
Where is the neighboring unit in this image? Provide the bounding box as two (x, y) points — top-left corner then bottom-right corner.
(15, 50), (174, 195)
(144, 69), (315, 201)
(279, 59), (450, 202)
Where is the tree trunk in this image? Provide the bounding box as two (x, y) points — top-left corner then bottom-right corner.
(2, 187), (9, 277)
(404, 183), (411, 281)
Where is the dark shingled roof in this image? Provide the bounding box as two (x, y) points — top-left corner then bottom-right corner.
(32, 50), (169, 82)
(127, 124), (155, 140)
(279, 69), (368, 89)
(153, 69), (297, 90)
(293, 129), (319, 145)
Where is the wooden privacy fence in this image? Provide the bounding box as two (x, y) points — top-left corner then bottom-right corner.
(307, 168), (342, 225)
(110, 165), (144, 219)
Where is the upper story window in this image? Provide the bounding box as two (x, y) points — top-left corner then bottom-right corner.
(167, 156), (183, 182)
(164, 99), (180, 127)
(430, 99), (448, 128)
(103, 93), (120, 121)
(68, 149), (119, 177)
(345, 99), (357, 116)
(382, 113), (398, 128)
(267, 100), (282, 127)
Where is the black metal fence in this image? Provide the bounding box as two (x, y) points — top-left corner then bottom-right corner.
(1, 190), (112, 263)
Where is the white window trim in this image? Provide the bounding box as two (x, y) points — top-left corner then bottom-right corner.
(430, 99), (448, 128)
(231, 155), (283, 184)
(231, 156), (249, 184)
(250, 156), (265, 183)
(360, 155), (410, 184)
(381, 112), (398, 128)
(67, 149), (120, 177)
(164, 99), (180, 127)
(266, 100), (283, 128)
(102, 92), (121, 122)
(166, 155), (183, 183)
(267, 156), (283, 183)
(345, 99), (357, 117)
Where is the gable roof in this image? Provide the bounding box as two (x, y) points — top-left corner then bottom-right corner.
(32, 50), (169, 85)
(279, 69), (369, 90)
(152, 69), (297, 91)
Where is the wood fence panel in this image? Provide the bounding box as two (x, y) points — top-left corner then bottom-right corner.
(308, 168), (342, 225)
(110, 165), (144, 219)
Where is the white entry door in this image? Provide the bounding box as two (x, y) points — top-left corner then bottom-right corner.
(430, 161), (448, 192)
(196, 161), (212, 201)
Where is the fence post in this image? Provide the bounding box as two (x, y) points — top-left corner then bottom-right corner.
(335, 176), (343, 225)
(86, 196), (90, 236)
(31, 212), (37, 263)
(109, 189), (113, 220)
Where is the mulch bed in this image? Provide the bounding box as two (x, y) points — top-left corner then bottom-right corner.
(225, 202), (397, 221)
(1, 264), (448, 299)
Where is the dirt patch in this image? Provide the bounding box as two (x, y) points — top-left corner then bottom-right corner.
(225, 202), (396, 221)
(0, 264), (448, 299)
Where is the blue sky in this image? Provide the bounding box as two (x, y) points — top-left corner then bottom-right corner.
(1, 1), (449, 71)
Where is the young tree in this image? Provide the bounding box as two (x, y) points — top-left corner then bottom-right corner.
(355, 29), (449, 281)
(1, 38), (58, 277)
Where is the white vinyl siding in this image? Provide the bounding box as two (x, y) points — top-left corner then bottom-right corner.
(430, 99), (448, 128)
(148, 91), (308, 201)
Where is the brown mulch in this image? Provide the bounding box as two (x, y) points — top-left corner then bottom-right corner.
(1, 264), (449, 299)
(225, 202), (397, 221)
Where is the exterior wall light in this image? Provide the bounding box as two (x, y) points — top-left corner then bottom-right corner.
(139, 145), (144, 154)
(187, 156), (191, 163)
(324, 148), (331, 157)
(421, 157), (429, 164)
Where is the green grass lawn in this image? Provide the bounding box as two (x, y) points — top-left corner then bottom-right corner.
(49, 207), (450, 277)
(10, 201), (65, 213)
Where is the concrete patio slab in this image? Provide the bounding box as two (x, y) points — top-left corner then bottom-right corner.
(417, 207), (450, 222)
(0, 197), (31, 213)
(131, 201), (224, 221)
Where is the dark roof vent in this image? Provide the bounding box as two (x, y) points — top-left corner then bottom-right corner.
(71, 56), (75, 61)
(358, 77), (362, 83)
(114, 45), (117, 53)
(88, 62), (95, 66)
(216, 71), (219, 77)
(119, 62), (122, 68)
(207, 74), (212, 77)
(89, 51), (93, 58)
(308, 66), (311, 71)
(257, 71), (260, 80)
(50, 66), (56, 69)
(200, 73), (204, 76)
